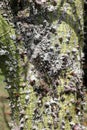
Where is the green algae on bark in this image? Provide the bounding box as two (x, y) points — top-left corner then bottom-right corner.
(0, 0), (86, 130)
(18, 0), (84, 130)
(0, 14), (21, 127)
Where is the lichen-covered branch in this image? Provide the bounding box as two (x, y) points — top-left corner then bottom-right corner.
(0, 0), (86, 130)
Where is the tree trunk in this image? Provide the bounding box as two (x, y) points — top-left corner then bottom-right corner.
(0, 0), (86, 130)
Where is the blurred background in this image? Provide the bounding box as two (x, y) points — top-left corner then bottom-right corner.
(0, 70), (10, 130)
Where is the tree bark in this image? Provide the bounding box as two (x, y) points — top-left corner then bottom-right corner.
(0, 0), (86, 130)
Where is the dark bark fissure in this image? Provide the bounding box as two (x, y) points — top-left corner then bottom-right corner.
(83, 1), (87, 87)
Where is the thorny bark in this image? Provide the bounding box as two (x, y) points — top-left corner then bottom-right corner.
(0, 0), (87, 130)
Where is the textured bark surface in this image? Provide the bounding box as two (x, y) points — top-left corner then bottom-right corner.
(0, 0), (87, 130)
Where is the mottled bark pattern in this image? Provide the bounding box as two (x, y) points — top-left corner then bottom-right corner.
(0, 0), (86, 130)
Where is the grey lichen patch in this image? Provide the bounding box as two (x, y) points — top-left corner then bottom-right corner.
(0, 0), (86, 130)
